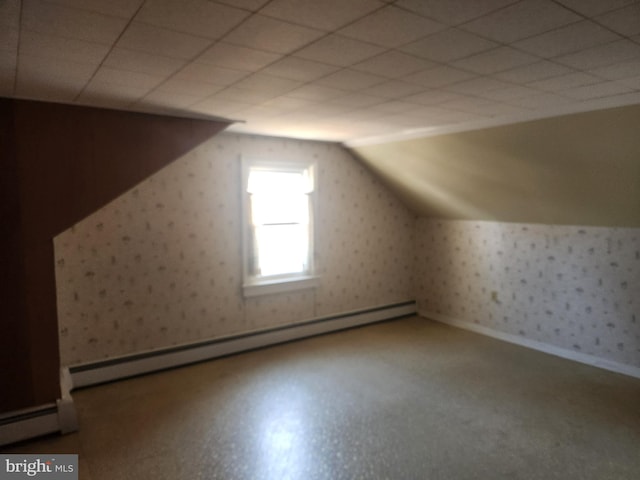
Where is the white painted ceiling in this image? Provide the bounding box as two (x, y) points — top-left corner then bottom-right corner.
(2, 0), (640, 142)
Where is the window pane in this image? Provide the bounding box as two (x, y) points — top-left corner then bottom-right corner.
(255, 224), (308, 276)
(251, 193), (309, 225)
(248, 171), (311, 195)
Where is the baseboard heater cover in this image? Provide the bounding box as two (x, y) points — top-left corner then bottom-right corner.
(0, 369), (78, 447)
(70, 301), (417, 389)
(423, 310), (640, 380)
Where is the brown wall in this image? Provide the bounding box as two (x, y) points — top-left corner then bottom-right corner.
(0, 99), (227, 412)
(351, 104), (640, 228)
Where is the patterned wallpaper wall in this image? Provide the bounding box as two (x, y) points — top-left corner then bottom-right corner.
(415, 219), (640, 368)
(54, 133), (415, 366)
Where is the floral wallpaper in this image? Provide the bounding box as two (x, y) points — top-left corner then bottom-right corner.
(415, 219), (640, 368)
(54, 132), (415, 366)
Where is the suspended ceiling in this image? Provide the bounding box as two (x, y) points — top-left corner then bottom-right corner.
(2, 0), (640, 143)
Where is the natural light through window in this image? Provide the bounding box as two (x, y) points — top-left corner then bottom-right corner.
(242, 159), (317, 297)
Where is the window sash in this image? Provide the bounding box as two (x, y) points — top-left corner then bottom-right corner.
(242, 159), (316, 293)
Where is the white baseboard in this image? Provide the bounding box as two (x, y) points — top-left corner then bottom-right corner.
(422, 310), (640, 380)
(70, 301), (417, 389)
(0, 368), (78, 447)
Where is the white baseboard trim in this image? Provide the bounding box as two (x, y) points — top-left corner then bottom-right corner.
(422, 310), (640, 380)
(70, 301), (417, 389)
(0, 368), (78, 447)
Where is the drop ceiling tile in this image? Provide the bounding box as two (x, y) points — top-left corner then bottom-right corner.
(1, 28), (18, 53)
(260, 0), (383, 31)
(215, 0), (271, 11)
(554, 0), (638, 16)
(157, 77), (225, 96)
(453, 47), (538, 74)
(261, 96), (317, 112)
(554, 40), (640, 70)
(223, 15), (324, 54)
(596, 4), (640, 36)
(444, 76), (513, 95)
(399, 28), (498, 62)
(92, 66), (165, 89)
(395, 0), (518, 25)
(404, 105), (474, 123)
(287, 84), (348, 101)
(359, 79), (426, 98)
(590, 59), (640, 80)
(80, 79), (150, 99)
(117, 22), (212, 59)
(506, 92), (573, 109)
(338, 5), (445, 48)
(136, 0), (249, 40)
(616, 75), (640, 89)
(138, 89), (205, 108)
(493, 61), (573, 83)
(0, 65), (15, 97)
(478, 85), (541, 101)
(315, 69), (387, 91)
(173, 62), (247, 86)
(197, 42), (281, 71)
(294, 34), (384, 66)
(296, 102), (354, 117)
(191, 96), (253, 117)
(262, 57), (340, 82)
(233, 72), (303, 95)
(20, 31), (110, 65)
(443, 97), (526, 116)
(404, 65), (476, 87)
(367, 100), (422, 114)
(562, 81), (633, 100)
(513, 21), (621, 58)
(42, 0), (144, 18)
(103, 48), (186, 76)
(23, 0), (128, 45)
(528, 72), (602, 91)
(16, 56), (93, 100)
(327, 93), (384, 107)
(214, 86), (281, 103)
(352, 51), (435, 78)
(17, 54), (96, 84)
(460, 0), (580, 43)
(17, 81), (84, 102)
(403, 89), (468, 105)
(0, 0), (20, 28)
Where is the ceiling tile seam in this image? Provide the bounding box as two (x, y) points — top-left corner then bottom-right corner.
(38, 0), (145, 20)
(71, 0), (151, 104)
(392, 0), (522, 27)
(549, 0), (640, 41)
(11, 0), (23, 97)
(176, 1), (401, 119)
(256, 0), (391, 33)
(131, 3), (278, 111)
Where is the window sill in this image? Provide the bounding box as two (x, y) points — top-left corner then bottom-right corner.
(243, 275), (319, 298)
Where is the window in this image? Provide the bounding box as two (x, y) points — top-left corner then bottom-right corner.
(242, 158), (317, 297)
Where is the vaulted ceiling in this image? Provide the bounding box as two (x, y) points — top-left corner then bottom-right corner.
(2, 0), (640, 142)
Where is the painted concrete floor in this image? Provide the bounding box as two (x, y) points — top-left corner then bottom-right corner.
(3, 316), (640, 479)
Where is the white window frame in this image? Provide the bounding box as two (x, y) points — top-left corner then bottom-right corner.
(241, 157), (319, 298)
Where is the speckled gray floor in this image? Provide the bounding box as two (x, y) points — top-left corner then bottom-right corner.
(4, 316), (640, 479)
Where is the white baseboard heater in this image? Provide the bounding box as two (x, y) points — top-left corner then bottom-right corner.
(0, 369), (78, 447)
(70, 301), (417, 389)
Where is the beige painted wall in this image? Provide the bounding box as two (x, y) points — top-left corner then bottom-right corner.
(54, 132), (415, 366)
(351, 104), (640, 228)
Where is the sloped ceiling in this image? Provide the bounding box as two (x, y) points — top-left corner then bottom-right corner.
(1, 0), (640, 142)
(350, 103), (640, 228)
